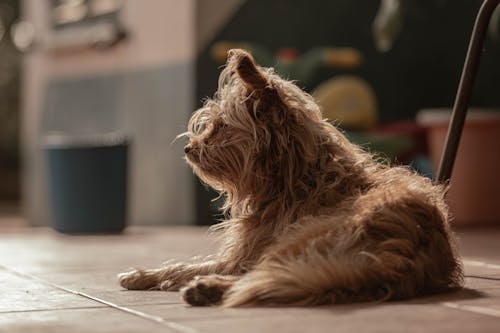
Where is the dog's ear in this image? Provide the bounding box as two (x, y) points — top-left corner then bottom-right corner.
(227, 49), (268, 91)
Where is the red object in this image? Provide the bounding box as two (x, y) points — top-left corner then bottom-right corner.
(277, 48), (299, 62)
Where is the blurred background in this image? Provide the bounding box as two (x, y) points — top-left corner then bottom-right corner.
(1, 0), (499, 230)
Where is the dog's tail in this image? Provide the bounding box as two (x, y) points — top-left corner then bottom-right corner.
(221, 250), (394, 307)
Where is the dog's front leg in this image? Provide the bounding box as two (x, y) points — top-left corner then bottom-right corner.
(181, 274), (240, 306)
(118, 260), (226, 291)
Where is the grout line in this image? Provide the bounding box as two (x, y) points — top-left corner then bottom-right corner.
(465, 275), (500, 282)
(0, 305), (109, 314)
(0, 265), (201, 333)
(441, 302), (500, 319)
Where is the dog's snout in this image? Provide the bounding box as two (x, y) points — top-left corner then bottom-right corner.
(184, 145), (191, 154)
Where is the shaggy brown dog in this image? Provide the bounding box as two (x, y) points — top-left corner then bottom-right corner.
(118, 49), (463, 307)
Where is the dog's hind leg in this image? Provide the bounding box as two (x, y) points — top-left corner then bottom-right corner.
(218, 218), (419, 307)
(219, 199), (461, 307)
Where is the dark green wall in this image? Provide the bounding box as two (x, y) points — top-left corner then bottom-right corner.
(194, 0), (500, 225)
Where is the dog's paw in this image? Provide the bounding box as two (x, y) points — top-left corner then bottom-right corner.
(118, 269), (159, 290)
(181, 276), (225, 306)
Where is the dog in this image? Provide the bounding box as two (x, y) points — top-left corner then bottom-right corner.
(118, 49), (463, 307)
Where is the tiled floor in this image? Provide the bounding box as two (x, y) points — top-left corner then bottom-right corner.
(1, 221), (500, 332)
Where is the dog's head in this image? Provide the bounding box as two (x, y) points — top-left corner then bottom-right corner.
(185, 49), (365, 213)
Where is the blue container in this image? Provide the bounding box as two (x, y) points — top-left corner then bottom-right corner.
(45, 133), (129, 234)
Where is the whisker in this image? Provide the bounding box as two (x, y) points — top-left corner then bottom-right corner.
(171, 132), (189, 146)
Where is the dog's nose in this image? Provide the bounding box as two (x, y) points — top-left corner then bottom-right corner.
(184, 145), (191, 154)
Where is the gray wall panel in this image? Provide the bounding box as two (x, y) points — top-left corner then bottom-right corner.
(33, 62), (194, 226)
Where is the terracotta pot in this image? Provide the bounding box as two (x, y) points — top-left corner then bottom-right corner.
(417, 109), (500, 226)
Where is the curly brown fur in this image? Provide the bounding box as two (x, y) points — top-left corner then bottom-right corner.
(118, 49), (463, 307)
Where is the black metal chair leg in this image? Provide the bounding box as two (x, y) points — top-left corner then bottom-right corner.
(436, 0), (500, 184)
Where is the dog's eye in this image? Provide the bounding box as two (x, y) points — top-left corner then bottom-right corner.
(199, 123), (207, 133)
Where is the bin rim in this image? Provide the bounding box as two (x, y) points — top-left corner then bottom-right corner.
(44, 132), (130, 148)
(417, 108), (500, 126)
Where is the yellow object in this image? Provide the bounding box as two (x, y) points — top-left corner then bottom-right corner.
(313, 76), (378, 130)
(323, 48), (363, 69)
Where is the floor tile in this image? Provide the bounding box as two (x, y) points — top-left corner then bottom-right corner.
(0, 227), (214, 273)
(176, 303), (500, 333)
(0, 307), (179, 333)
(0, 269), (99, 313)
(132, 302), (289, 322)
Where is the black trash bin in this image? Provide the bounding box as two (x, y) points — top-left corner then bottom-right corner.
(45, 133), (129, 234)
